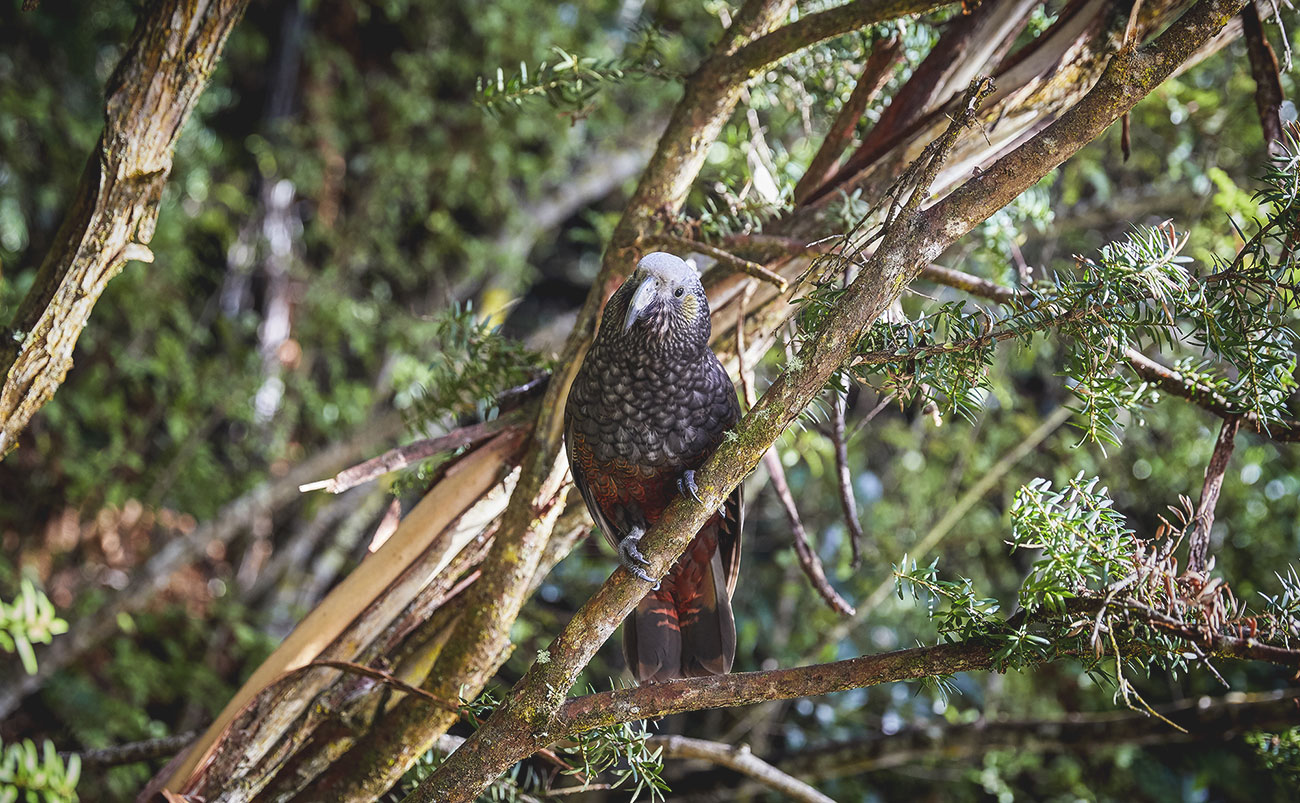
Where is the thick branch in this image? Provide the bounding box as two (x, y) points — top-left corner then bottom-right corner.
(560, 642), (997, 733)
(0, 0), (250, 455)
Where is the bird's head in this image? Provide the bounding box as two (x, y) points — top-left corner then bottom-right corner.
(607, 252), (711, 357)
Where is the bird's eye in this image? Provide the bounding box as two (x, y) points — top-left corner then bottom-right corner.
(674, 287), (685, 298)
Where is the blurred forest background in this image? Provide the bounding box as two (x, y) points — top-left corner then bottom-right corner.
(2, 0), (1300, 801)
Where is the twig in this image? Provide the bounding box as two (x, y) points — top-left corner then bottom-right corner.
(648, 735), (837, 803)
(64, 730), (204, 768)
(649, 234), (789, 291)
(764, 449), (856, 616)
(831, 389), (865, 569)
(299, 414), (521, 494)
(1187, 416), (1240, 574)
(559, 617), (1300, 732)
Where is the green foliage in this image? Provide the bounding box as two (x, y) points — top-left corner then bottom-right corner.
(476, 33), (672, 118)
(0, 579), (67, 676)
(1010, 475), (1136, 615)
(558, 719), (667, 801)
(396, 303), (540, 428)
(0, 739), (79, 803)
(1248, 727), (1300, 783)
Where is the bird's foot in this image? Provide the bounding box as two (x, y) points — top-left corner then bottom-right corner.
(619, 526), (656, 584)
(677, 469), (703, 504)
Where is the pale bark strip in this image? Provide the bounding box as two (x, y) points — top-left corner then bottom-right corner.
(167, 427), (531, 796)
(649, 735), (837, 803)
(0, 0), (251, 456)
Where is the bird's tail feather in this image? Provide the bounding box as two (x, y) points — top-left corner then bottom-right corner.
(623, 544), (735, 683)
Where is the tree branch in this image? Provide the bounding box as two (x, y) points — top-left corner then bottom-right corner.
(1188, 416), (1240, 573)
(916, 264), (1300, 442)
(648, 234), (790, 290)
(647, 735), (836, 803)
(298, 413), (524, 495)
(0, 0), (250, 455)
(763, 449), (856, 616)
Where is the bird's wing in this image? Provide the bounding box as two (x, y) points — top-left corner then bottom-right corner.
(565, 417), (628, 551)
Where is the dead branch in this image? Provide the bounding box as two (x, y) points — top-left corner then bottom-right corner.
(649, 234), (790, 290)
(299, 413), (524, 494)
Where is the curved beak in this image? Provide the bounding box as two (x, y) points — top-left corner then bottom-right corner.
(624, 275), (658, 332)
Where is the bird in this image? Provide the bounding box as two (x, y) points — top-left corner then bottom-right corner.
(564, 251), (743, 683)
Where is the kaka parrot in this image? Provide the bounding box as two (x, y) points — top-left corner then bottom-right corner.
(565, 251), (742, 683)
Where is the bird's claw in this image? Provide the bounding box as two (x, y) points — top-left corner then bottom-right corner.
(619, 529), (656, 584)
(677, 470), (703, 504)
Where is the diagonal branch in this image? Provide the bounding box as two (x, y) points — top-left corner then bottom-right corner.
(764, 449), (857, 616)
(0, 0), (250, 456)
